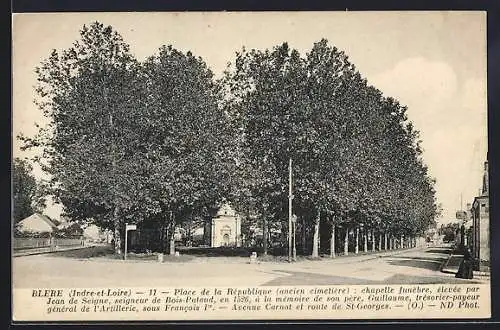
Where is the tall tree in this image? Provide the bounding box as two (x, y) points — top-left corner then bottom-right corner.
(12, 158), (38, 223)
(138, 45), (233, 253)
(19, 22), (143, 253)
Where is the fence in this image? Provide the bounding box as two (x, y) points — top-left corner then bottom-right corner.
(13, 237), (84, 250)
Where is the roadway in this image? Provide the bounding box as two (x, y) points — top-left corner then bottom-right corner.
(12, 245), (487, 288)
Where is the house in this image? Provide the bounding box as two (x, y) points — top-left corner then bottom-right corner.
(208, 203), (242, 247)
(470, 159), (489, 270)
(16, 213), (58, 234)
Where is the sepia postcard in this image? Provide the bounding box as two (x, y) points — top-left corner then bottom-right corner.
(11, 11), (490, 321)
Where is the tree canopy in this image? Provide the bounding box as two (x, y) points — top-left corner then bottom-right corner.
(19, 23), (439, 256)
(221, 39), (439, 256)
(12, 158), (42, 223)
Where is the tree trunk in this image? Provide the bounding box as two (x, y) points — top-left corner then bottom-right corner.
(363, 228), (368, 253)
(169, 227), (176, 255)
(169, 211), (176, 255)
(384, 232), (388, 250)
(311, 209), (320, 258)
(390, 236), (393, 250)
(318, 227), (321, 255)
(400, 235), (404, 249)
(168, 221), (175, 255)
(330, 221), (336, 258)
(301, 216), (307, 255)
(378, 233), (382, 251)
(355, 227), (359, 254)
(160, 222), (166, 253)
(113, 207), (122, 255)
(263, 215), (268, 256)
(344, 226), (349, 256)
(371, 230), (376, 252)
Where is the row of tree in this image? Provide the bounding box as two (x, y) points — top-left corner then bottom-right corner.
(19, 22), (440, 256)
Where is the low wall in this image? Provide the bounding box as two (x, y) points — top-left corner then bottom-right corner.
(13, 237), (84, 250)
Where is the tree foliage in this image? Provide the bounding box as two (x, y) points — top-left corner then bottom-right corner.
(20, 22), (232, 254)
(12, 158), (41, 223)
(222, 39), (439, 255)
(20, 23), (439, 256)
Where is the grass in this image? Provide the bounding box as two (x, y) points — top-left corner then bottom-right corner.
(47, 245), (114, 259)
(45, 244), (432, 264)
(102, 250), (195, 262)
(177, 246), (256, 257)
(106, 251), (195, 262)
(256, 254), (325, 263)
(175, 245), (421, 263)
(159, 254), (195, 263)
(46, 245), (195, 263)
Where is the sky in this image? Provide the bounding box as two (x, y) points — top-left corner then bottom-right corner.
(12, 11), (487, 223)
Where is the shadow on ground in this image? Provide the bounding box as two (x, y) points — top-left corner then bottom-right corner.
(425, 248), (453, 254)
(381, 274), (483, 284)
(391, 255), (448, 262)
(262, 271), (380, 286)
(262, 270), (483, 286)
(385, 258), (445, 271)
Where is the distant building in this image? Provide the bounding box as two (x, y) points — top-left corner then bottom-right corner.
(83, 224), (111, 242)
(16, 213), (58, 234)
(471, 159), (489, 269)
(463, 203), (473, 246)
(209, 203), (241, 247)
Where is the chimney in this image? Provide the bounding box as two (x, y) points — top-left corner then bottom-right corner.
(482, 160), (489, 196)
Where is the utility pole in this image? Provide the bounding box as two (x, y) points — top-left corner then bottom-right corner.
(292, 214), (297, 261)
(288, 158), (293, 262)
(124, 222), (128, 260)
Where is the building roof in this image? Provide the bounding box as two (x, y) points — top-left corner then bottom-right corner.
(472, 195), (488, 209)
(17, 213), (58, 233)
(215, 203), (237, 217)
(474, 195), (489, 202)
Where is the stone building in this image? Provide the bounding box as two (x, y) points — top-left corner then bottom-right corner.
(209, 203), (241, 247)
(471, 159), (489, 269)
